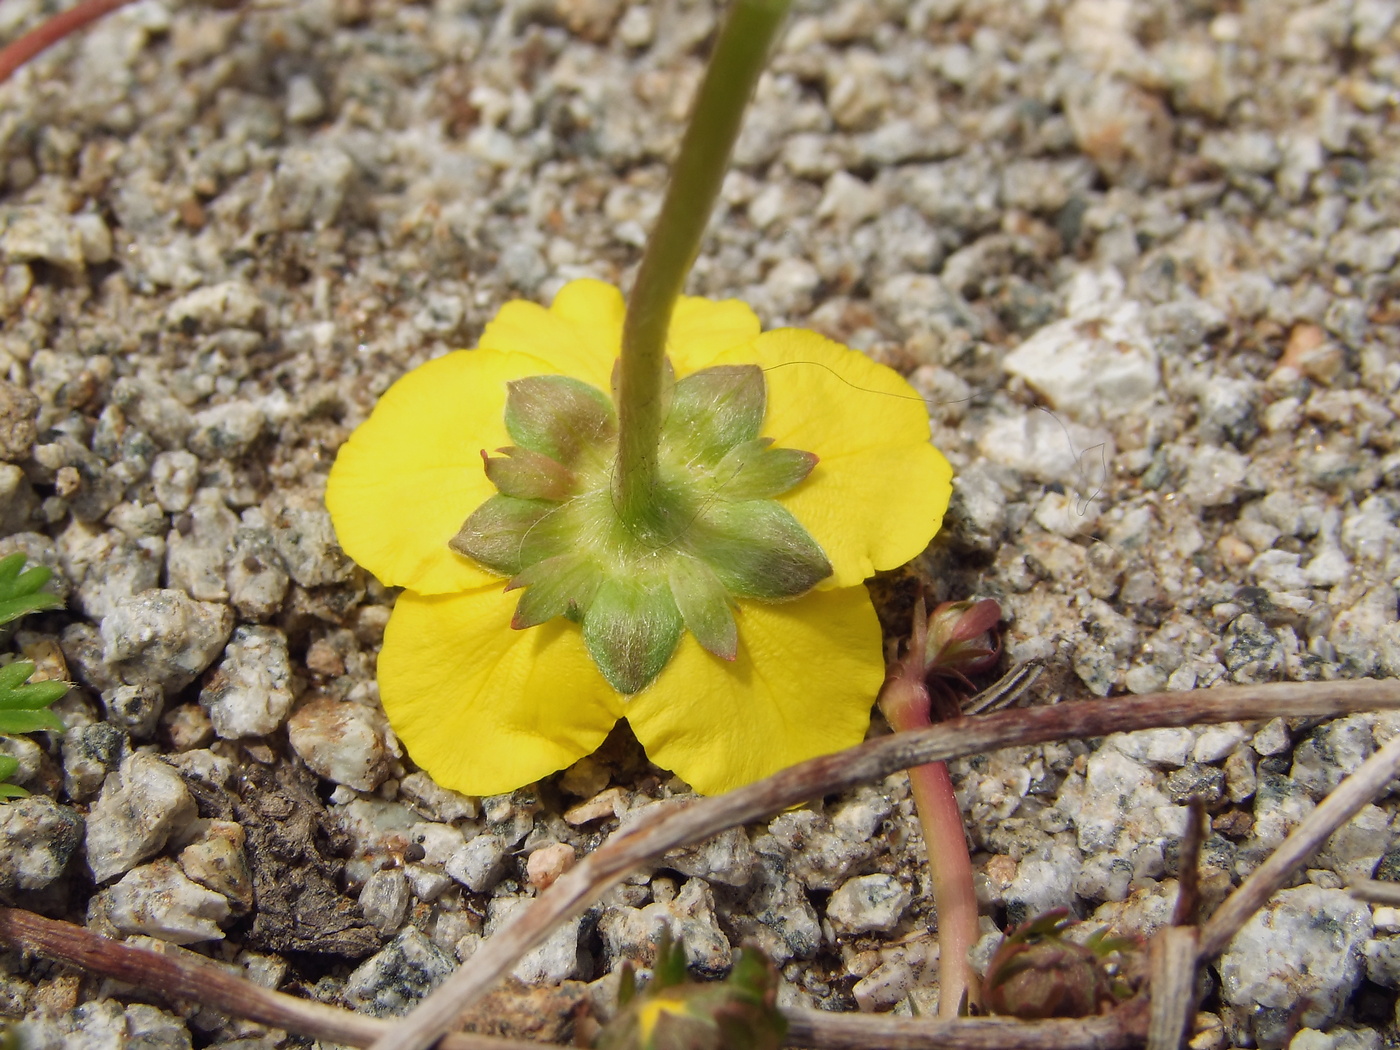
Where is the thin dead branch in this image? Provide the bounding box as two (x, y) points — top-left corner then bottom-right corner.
(1197, 728), (1400, 959)
(782, 1002), (1149, 1050)
(1348, 879), (1400, 906)
(0, 909), (542, 1050)
(0, 0), (137, 84)
(369, 678), (1400, 1050)
(1145, 927), (1199, 1050)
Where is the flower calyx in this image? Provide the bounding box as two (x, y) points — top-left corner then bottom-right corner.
(451, 363), (831, 694)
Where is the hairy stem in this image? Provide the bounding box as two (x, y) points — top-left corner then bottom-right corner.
(879, 671), (980, 1016)
(614, 0), (790, 523)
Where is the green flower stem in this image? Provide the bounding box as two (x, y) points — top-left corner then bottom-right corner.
(615, 0), (792, 525)
(879, 671), (981, 1017)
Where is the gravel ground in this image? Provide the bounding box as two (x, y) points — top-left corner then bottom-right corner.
(1, 0), (1399, 1047)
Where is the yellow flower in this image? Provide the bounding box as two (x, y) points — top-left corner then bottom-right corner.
(327, 280), (952, 796)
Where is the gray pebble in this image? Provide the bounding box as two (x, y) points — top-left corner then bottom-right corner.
(445, 835), (509, 894)
(359, 868), (411, 935)
(0, 379), (39, 461)
(99, 683), (164, 740)
(61, 722), (125, 802)
(487, 897), (584, 985)
(343, 928), (455, 1017)
(198, 625), (293, 739)
(1219, 886), (1371, 1044)
(1223, 614), (1284, 683)
(287, 697), (390, 791)
(0, 796), (83, 903)
(826, 873), (910, 935)
(107, 858), (231, 944)
(85, 752), (197, 883)
(98, 588), (231, 694)
(1290, 717), (1375, 801)
(226, 525), (290, 621)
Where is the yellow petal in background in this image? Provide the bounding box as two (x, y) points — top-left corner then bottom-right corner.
(478, 279), (624, 391)
(624, 585), (883, 795)
(379, 586), (625, 797)
(326, 348), (555, 595)
(667, 294), (762, 373)
(714, 328), (953, 588)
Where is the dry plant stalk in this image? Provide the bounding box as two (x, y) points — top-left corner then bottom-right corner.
(5, 678), (1398, 1050)
(0, 0), (138, 83)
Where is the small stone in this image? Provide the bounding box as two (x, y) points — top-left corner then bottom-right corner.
(160, 702), (214, 752)
(526, 842), (576, 891)
(563, 786), (628, 825)
(0, 464), (37, 533)
(1253, 718), (1292, 756)
(0, 379), (39, 460)
(1064, 74), (1173, 185)
(0, 796), (83, 902)
(285, 74), (326, 124)
(1219, 886), (1371, 1041)
(86, 752), (197, 883)
(107, 858), (232, 944)
(598, 878), (732, 978)
(165, 489), (238, 601)
(0, 206), (86, 271)
(1223, 615), (1284, 683)
(287, 698), (391, 791)
(100, 589), (233, 694)
(123, 1003), (192, 1050)
(150, 451), (200, 513)
(826, 874), (910, 934)
(1319, 804), (1389, 885)
(272, 145), (356, 230)
(760, 809), (872, 891)
(662, 826), (756, 888)
(188, 401), (266, 460)
(226, 525), (291, 621)
(343, 927), (455, 1016)
(489, 896), (585, 984)
(166, 281), (266, 333)
(1195, 724), (1250, 764)
(99, 683), (164, 739)
(1164, 763), (1226, 806)
(359, 868), (410, 934)
(1290, 717), (1375, 800)
(399, 771), (479, 822)
(445, 835), (509, 894)
(60, 722), (125, 802)
(266, 492), (353, 587)
(404, 863), (452, 902)
(1224, 747), (1258, 804)
(198, 626), (294, 739)
(177, 819), (252, 911)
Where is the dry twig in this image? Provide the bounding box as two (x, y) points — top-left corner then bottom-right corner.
(1198, 728), (1400, 959)
(0, 0), (138, 84)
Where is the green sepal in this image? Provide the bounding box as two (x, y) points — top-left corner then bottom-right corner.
(653, 928), (688, 988)
(689, 501), (831, 599)
(507, 554), (601, 629)
(450, 495), (555, 575)
(582, 576), (683, 694)
(712, 439), (817, 500)
(667, 557), (737, 661)
(505, 375), (615, 464)
(482, 447), (575, 502)
(0, 552), (63, 627)
(665, 365), (765, 463)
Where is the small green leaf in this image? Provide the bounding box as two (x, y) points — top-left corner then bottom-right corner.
(0, 709), (65, 734)
(0, 553), (62, 627)
(0, 677), (69, 711)
(582, 576), (683, 694)
(0, 755), (18, 781)
(449, 495), (557, 575)
(0, 783), (28, 800)
(508, 554), (601, 629)
(665, 365), (765, 462)
(667, 557), (736, 661)
(711, 439), (817, 500)
(689, 501), (831, 600)
(505, 375), (615, 464)
(482, 447), (576, 502)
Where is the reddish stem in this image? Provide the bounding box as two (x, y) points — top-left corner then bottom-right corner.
(0, 0), (137, 85)
(878, 636), (981, 1017)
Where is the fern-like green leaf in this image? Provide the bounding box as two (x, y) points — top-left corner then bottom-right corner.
(0, 754), (26, 800)
(0, 551), (63, 627)
(0, 660), (68, 735)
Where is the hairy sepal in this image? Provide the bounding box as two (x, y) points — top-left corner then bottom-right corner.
(449, 495), (555, 575)
(667, 556), (737, 661)
(482, 446), (575, 502)
(582, 576), (684, 695)
(505, 375), (616, 464)
(690, 501), (832, 599)
(666, 365), (765, 461)
(712, 439), (817, 500)
(508, 553), (601, 628)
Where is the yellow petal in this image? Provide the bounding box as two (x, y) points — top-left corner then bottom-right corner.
(713, 329), (953, 587)
(327, 348), (555, 594)
(379, 587), (625, 796)
(667, 294), (762, 373)
(625, 586), (883, 794)
(478, 279), (624, 391)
